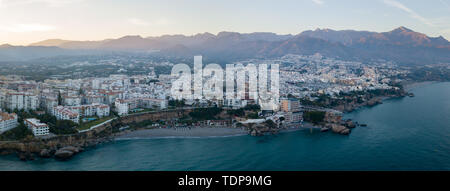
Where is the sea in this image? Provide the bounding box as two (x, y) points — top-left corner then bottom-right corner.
(0, 82), (449, 170)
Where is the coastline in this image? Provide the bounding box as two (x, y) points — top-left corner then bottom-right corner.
(1, 82), (449, 170)
(332, 81), (428, 113)
(1, 81), (442, 162)
(114, 122), (320, 140)
(114, 127), (248, 140)
(402, 81), (437, 91)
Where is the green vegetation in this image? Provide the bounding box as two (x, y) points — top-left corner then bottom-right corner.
(227, 104), (261, 117)
(36, 113), (57, 124)
(16, 110), (77, 135)
(243, 104), (261, 111)
(169, 99), (185, 107)
(300, 87), (406, 108)
(303, 111), (326, 125)
(227, 108), (245, 117)
(51, 120), (78, 134)
(189, 107), (223, 120)
(264, 120), (277, 129)
(148, 79), (159, 83)
(405, 66), (450, 81)
(57, 91), (63, 105)
(247, 112), (260, 119)
(128, 119), (155, 129)
(128, 108), (154, 114)
(77, 116), (115, 131)
(0, 123), (33, 141)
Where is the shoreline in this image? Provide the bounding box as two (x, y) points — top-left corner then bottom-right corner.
(114, 125), (317, 140)
(333, 81), (430, 114)
(2, 81), (443, 161)
(402, 81), (437, 91)
(114, 127), (249, 140)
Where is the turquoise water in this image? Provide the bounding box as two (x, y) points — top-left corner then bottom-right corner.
(1, 82), (449, 170)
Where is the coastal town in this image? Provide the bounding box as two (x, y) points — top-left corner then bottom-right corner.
(0, 54), (424, 160)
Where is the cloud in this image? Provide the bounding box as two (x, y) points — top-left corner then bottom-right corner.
(438, 0), (450, 10)
(129, 18), (150, 26)
(312, 0), (324, 5)
(382, 0), (434, 26)
(439, 28), (450, 35)
(0, 0), (84, 7)
(0, 23), (56, 32)
(128, 18), (170, 27)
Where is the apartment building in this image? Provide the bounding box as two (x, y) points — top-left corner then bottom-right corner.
(114, 98), (167, 116)
(280, 98), (301, 112)
(63, 96), (82, 106)
(114, 99), (129, 116)
(0, 112), (18, 134)
(68, 103), (110, 118)
(52, 106), (80, 123)
(24, 118), (49, 136)
(4, 92), (39, 111)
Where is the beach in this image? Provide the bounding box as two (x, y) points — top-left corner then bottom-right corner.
(115, 127), (249, 139)
(114, 122), (319, 140)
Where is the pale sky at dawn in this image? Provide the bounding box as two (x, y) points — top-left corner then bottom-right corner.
(0, 0), (449, 45)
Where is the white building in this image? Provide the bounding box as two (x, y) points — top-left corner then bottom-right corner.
(115, 99), (129, 116)
(224, 99), (248, 109)
(63, 96), (82, 106)
(283, 111), (303, 123)
(24, 118), (49, 136)
(139, 98), (167, 110)
(5, 92), (39, 111)
(44, 97), (58, 113)
(68, 103), (110, 118)
(52, 106), (80, 123)
(114, 98), (167, 116)
(0, 112), (18, 134)
(84, 95), (104, 104)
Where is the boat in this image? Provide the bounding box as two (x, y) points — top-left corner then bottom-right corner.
(320, 127), (330, 132)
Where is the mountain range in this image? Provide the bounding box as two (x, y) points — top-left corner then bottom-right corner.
(1, 26), (449, 64)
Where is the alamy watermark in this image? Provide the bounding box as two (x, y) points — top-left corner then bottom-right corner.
(170, 56), (279, 110)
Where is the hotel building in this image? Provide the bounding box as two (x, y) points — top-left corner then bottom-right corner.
(52, 106), (80, 123)
(24, 118), (49, 136)
(0, 112), (18, 134)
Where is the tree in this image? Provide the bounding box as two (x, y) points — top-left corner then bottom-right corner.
(227, 108), (245, 117)
(38, 113), (57, 124)
(0, 123), (33, 141)
(264, 119), (277, 129)
(57, 91), (63, 105)
(50, 120), (78, 135)
(247, 112), (259, 119)
(189, 107), (222, 120)
(169, 99), (185, 107)
(303, 111), (326, 125)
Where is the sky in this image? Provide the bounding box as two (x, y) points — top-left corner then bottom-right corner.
(0, 0), (449, 45)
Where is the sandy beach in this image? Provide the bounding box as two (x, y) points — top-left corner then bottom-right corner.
(114, 123), (319, 140)
(115, 127), (249, 139)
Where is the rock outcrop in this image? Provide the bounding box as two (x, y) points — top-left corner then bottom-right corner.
(345, 120), (356, 128)
(54, 149), (74, 160)
(39, 149), (52, 158)
(330, 124), (350, 135)
(0, 119), (115, 161)
(54, 146), (83, 160)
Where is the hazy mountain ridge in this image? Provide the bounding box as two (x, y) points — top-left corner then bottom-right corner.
(299, 26), (450, 48)
(2, 27), (449, 64)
